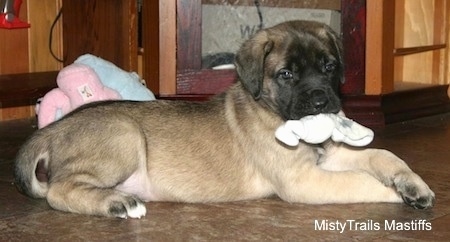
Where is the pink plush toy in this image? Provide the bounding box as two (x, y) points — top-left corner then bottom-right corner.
(37, 63), (121, 128)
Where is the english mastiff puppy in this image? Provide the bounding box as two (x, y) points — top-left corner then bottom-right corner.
(14, 21), (434, 218)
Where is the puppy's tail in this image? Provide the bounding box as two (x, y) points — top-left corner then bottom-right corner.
(14, 133), (50, 198)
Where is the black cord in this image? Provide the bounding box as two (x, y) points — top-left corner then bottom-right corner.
(49, 8), (64, 63)
(254, 0), (264, 30)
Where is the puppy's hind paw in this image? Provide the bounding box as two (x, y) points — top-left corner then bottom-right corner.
(108, 196), (147, 219)
(394, 172), (435, 209)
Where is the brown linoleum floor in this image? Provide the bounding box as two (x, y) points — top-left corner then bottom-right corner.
(1, 113), (450, 241)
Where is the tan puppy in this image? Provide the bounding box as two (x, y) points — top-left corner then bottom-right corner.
(14, 21), (434, 218)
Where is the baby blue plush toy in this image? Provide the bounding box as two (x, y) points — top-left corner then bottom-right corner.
(75, 54), (155, 101)
(275, 113), (374, 147)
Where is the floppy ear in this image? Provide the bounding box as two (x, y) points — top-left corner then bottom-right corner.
(235, 32), (274, 100)
(325, 29), (345, 84)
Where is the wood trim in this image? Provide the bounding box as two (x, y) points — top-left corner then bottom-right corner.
(176, 0), (202, 70)
(394, 44), (447, 56)
(445, 0), (450, 87)
(125, 0), (138, 72)
(432, 0), (446, 85)
(159, 0), (177, 95)
(142, 0), (158, 93)
(157, 94), (212, 101)
(365, 0), (395, 95)
(394, 0), (405, 84)
(201, 0), (341, 10)
(340, 0), (366, 95)
(143, 0), (161, 94)
(176, 69), (236, 94)
(143, 0), (177, 95)
(394, 0), (405, 48)
(343, 84), (450, 128)
(434, 0), (446, 45)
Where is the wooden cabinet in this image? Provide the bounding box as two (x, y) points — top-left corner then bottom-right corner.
(62, 0), (138, 72)
(62, 0), (450, 127)
(366, 0), (449, 94)
(345, 0), (450, 126)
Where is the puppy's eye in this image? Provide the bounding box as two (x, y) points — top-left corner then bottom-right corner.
(324, 63), (337, 72)
(277, 69), (293, 80)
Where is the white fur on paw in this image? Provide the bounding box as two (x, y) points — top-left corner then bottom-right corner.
(127, 202), (147, 219)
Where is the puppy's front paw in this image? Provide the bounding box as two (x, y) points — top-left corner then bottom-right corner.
(394, 172), (435, 209)
(108, 196), (147, 219)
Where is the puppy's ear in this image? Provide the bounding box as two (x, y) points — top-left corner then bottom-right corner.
(325, 29), (345, 84)
(235, 32), (274, 100)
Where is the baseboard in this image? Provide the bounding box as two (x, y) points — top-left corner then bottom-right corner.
(343, 85), (450, 128)
(342, 95), (385, 128)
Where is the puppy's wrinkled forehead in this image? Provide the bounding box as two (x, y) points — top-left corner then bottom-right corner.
(265, 25), (337, 70)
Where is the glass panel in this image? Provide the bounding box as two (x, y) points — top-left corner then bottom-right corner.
(201, 1), (341, 69)
(394, 50), (446, 89)
(395, 0), (446, 48)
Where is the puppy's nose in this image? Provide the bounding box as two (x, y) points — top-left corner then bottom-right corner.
(310, 90), (329, 110)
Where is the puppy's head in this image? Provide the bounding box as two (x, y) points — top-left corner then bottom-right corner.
(235, 20), (343, 120)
